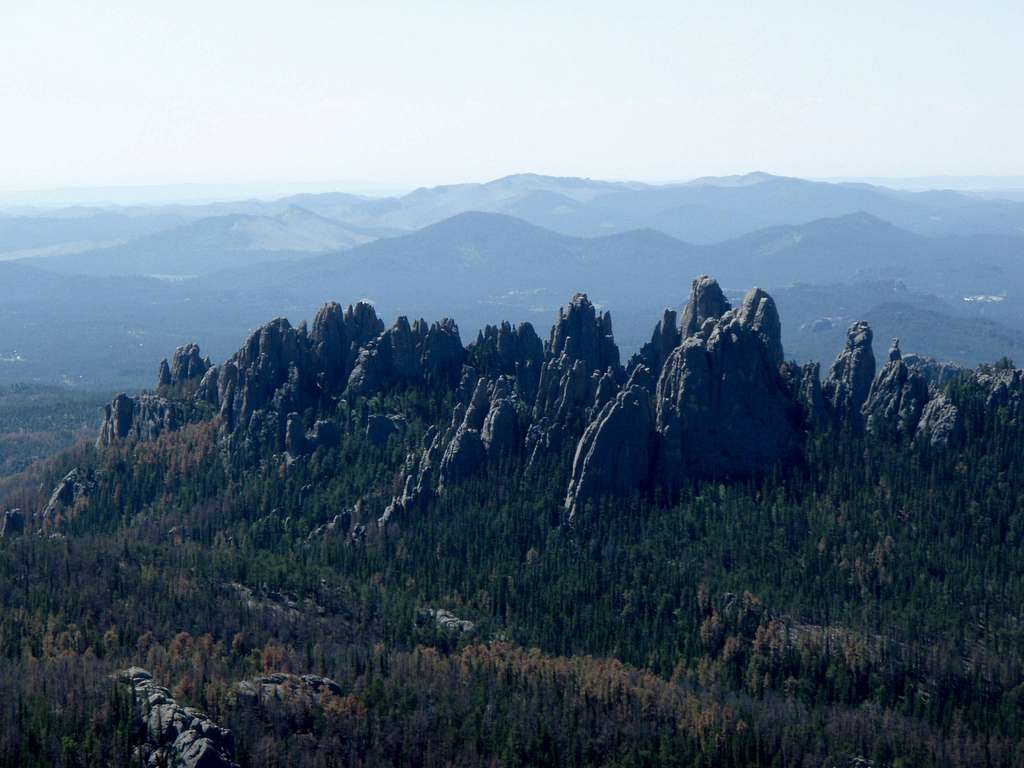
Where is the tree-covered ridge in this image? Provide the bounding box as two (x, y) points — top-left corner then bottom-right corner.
(2, 279), (1024, 766)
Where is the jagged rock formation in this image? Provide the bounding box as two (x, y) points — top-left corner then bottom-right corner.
(680, 275), (730, 338)
(655, 282), (800, 483)
(101, 303), (385, 454)
(347, 316), (464, 396)
(157, 343), (211, 398)
(117, 667), (238, 768)
(862, 340), (929, 438)
(97, 392), (190, 447)
(310, 301), (385, 395)
(902, 353), (967, 388)
(630, 309), (681, 382)
(822, 321), (876, 432)
(977, 365), (1024, 419)
(94, 277), (1013, 530)
(305, 509), (352, 542)
(565, 370), (655, 522)
(783, 361), (826, 428)
(528, 294), (621, 459)
(39, 468), (94, 528)
(466, 321), (544, 402)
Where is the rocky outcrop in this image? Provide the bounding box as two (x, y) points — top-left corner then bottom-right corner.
(382, 375), (523, 520)
(306, 510), (352, 542)
(822, 321), (876, 432)
(347, 317), (465, 396)
(438, 426), (486, 489)
(117, 667), (238, 768)
(530, 294), (622, 459)
(481, 394), (517, 455)
(680, 275), (730, 338)
(417, 608), (476, 634)
(977, 365), (1024, 420)
(97, 393), (190, 447)
(0, 509), (24, 538)
(630, 309), (681, 382)
(862, 340), (929, 438)
(466, 321), (544, 402)
(236, 673), (343, 706)
(39, 468), (94, 527)
(157, 343), (211, 398)
(917, 391), (963, 446)
(565, 373), (655, 522)
(655, 283), (800, 482)
(783, 361), (826, 428)
(366, 414), (407, 446)
(902, 353), (967, 388)
(309, 301), (384, 395)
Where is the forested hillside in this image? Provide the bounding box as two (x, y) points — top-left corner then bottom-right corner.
(1, 279), (1023, 767)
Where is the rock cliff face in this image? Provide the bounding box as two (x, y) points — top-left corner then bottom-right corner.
(565, 372), (655, 523)
(97, 392), (190, 447)
(822, 321), (876, 432)
(529, 294), (622, 458)
(654, 281), (800, 484)
(679, 275), (730, 338)
(862, 340), (930, 438)
(346, 316), (464, 396)
(157, 343), (211, 397)
(117, 667), (238, 768)
(309, 301), (385, 395)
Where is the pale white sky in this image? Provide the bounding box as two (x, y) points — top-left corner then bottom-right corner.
(2, 0), (1022, 191)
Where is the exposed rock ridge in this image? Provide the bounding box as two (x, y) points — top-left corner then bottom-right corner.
(116, 667), (238, 768)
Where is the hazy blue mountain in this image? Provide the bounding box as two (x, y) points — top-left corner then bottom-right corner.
(26, 206), (383, 276)
(295, 172), (1024, 242)
(0, 209), (188, 259)
(8, 172), (1024, 276)
(707, 212), (1024, 289)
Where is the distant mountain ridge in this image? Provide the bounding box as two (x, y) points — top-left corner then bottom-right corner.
(7, 171), (1024, 275)
(26, 206), (386, 276)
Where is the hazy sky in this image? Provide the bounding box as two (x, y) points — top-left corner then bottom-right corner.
(3, 0), (1022, 191)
